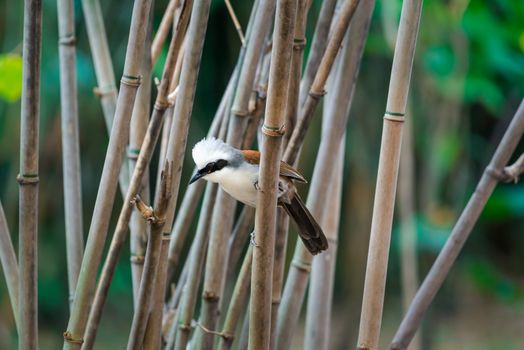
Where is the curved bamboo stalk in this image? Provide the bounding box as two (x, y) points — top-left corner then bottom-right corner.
(357, 0), (423, 348)
(0, 202), (19, 330)
(276, 1), (374, 348)
(82, 2), (191, 347)
(81, 0), (130, 196)
(63, 0), (153, 348)
(18, 1), (42, 348)
(152, 0), (180, 65)
(389, 100), (524, 350)
(57, 0), (84, 308)
(249, 0), (298, 348)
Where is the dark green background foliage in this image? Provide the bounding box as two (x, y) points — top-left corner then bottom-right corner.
(0, 0), (523, 348)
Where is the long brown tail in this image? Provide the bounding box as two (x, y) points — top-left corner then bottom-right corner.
(281, 193), (328, 255)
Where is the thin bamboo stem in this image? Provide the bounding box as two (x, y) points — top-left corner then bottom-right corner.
(194, 0), (272, 346)
(81, 0), (130, 196)
(127, 163), (173, 350)
(63, 0), (153, 348)
(276, 1), (374, 347)
(128, 6), (154, 308)
(57, 0), (84, 308)
(171, 183), (218, 350)
(225, 207), (256, 282)
(217, 245), (253, 350)
(0, 202), (19, 330)
(357, 0), (423, 348)
(152, 0), (180, 65)
(389, 100), (524, 350)
(18, 0), (42, 348)
(304, 137), (345, 350)
(249, 0), (298, 349)
(224, 0), (246, 46)
(82, 2), (191, 346)
(283, 0), (360, 164)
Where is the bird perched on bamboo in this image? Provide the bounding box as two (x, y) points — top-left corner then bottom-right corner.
(189, 137), (328, 255)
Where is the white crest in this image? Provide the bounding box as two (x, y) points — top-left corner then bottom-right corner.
(192, 137), (236, 170)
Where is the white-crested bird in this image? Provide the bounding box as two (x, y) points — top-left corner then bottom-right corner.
(189, 137), (328, 255)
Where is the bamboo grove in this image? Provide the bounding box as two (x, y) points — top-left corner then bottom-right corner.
(0, 0), (523, 349)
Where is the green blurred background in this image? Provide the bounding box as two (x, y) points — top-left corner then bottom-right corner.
(0, 0), (523, 349)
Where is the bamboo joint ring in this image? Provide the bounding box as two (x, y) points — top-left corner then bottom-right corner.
(16, 174), (39, 185)
(121, 74), (142, 87)
(63, 331), (84, 344)
(291, 259), (311, 272)
(384, 111), (405, 122)
(58, 34), (76, 46)
(262, 124), (285, 137)
(293, 37), (307, 50)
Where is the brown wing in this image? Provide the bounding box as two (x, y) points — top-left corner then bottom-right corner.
(241, 150), (307, 183)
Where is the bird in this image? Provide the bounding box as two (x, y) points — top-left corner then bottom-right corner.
(189, 137), (328, 255)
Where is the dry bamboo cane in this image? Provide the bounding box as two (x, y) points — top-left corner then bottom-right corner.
(149, 0), (215, 344)
(128, 16), (153, 308)
(0, 202), (19, 330)
(297, 0), (337, 109)
(389, 100), (524, 350)
(217, 245), (254, 350)
(249, 0), (298, 349)
(194, 0), (276, 347)
(82, 2), (191, 346)
(152, 0), (180, 65)
(127, 163), (173, 350)
(18, 1), (42, 348)
(357, 0), (423, 348)
(170, 183), (218, 350)
(276, 1), (374, 348)
(57, 0), (84, 308)
(81, 0), (130, 196)
(396, 107), (421, 350)
(63, 0), (153, 347)
(283, 0), (360, 164)
(305, 136), (345, 350)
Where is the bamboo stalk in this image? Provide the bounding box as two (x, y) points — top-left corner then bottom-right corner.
(0, 201), (19, 330)
(152, 0), (180, 65)
(170, 183), (218, 350)
(249, 0), (298, 349)
(127, 163), (173, 350)
(217, 245), (253, 350)
(224, 0), (246, 46)
(194, 0), (274, 346)
(82, 2), (191, 346)
(128, 6), (154, 308)
(57, 0), (84, 308)
(225, 207), (256, 281)
(63, 0), (153, 348)
(389, 100), (524, 350)
(304, 137), (345, 350)
(276, 1), (374, 348)
(81, 0), (130, 196)
(18, 0), (42, 348)
(357, 0), (423, 348)
(283, 0), (360, 164)
(396, 107), (421, 350)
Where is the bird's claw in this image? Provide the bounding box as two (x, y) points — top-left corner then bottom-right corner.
(250, 231), (259, 247)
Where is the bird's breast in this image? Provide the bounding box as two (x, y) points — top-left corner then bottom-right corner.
(217, 166), (259, 207)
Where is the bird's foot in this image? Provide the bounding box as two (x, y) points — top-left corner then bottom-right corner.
(253, 181), (260, 192)
(250, 231), (259, 247)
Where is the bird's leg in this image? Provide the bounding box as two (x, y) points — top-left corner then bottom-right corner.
(253, 180), (260, 191)
(249, 230), (259, 247)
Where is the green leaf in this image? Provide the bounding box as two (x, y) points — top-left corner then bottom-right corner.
(0, 54), (23, 102)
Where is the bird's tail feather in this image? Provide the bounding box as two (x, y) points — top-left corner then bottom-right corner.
(282, 193), (328, 255)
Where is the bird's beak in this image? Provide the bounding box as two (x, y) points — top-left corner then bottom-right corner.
(189, 170), (205, 185)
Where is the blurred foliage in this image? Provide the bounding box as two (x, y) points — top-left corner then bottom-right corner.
(0, 0), (523, 348)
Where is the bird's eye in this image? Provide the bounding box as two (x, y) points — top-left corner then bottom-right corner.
(214, 159), (228, 171)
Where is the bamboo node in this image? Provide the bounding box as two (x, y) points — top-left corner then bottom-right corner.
(192, 320), (225, 337)
(384, 111), (405, 122)
(93, 84), (116, 97)
(130, 255), (145, 264)
(127, 147), (140, 160)
(293, 37), (307, 50)
(16, 174), (39, 185)
(309, 90), (326, 99)
(63, 331), (84, 344)
(262, 124), (286, 137)
(121, 74), (142, 87)
(58, 34), (76, 46)
(154, 97), (171, 111)
(202, 291), (219, 302)
(162, 232), (172, 241)
(291, 259), (311, 272)
(231, 107), (249, 118)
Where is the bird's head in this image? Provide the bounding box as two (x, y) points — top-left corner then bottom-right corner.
(189, 137), (242, 184)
